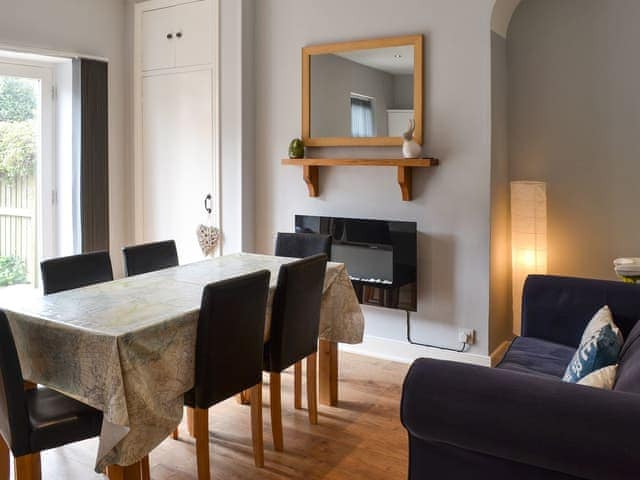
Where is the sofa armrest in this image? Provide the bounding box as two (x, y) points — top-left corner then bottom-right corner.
(401, 358), (640, 480)
(521, 274), (640, 348)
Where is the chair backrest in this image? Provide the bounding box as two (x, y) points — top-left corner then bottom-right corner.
(122, 240), (179, 277)
(193, 270), (271, 409)
(40, 251), (114, 295)
(0, 311), (30, 454)
(266, 254), (328, 372)
(275, 232), (332, 259)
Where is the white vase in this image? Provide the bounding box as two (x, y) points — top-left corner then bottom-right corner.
(402, 139), (421, 159)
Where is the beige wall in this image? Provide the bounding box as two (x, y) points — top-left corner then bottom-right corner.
(0, 0), (130, 276)
(254, 0), (495, 355)
(509, 0), (640, 281)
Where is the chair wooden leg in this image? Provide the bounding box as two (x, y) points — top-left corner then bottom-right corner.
(294, 361), (302, 410)
(0, 435), (9, 480)
(249, 383), (264, 467)
(107, 462), (142, 480)
(187, 407), (195, 438)
(236, 389), (251, 405)
(140, 456), (150, 480)
(15, 453), (41, 480)
(194, 408), (210, 480)
(171, 428), (179, 440)
(307, 353), (318, 425)
(269, 372), (283, 452)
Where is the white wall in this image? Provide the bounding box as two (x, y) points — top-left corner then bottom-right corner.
(219, 0), (256, 253)
(254, 0), (495, 355)
(54, 60), (75, 257)
(0, 0), (501, 357)
(0, 0), (129, 276)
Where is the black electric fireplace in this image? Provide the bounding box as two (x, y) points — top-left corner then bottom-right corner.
(295, 215), (417, 311)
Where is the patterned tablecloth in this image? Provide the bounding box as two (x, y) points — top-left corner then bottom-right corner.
(0, 253), (364, 471)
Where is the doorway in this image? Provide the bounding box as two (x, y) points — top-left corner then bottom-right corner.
(0, 61), (54, 288)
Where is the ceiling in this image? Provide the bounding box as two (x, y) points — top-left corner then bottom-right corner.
(334, 45), (414, 75)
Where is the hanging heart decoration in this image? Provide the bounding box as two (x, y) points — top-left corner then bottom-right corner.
(197, 224), (220, 257)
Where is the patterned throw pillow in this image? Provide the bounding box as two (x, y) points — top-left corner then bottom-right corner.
(579, 306), (623, 345)
(563, 306), (624, 384)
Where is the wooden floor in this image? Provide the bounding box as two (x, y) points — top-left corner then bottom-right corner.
(19, 353), (410, 480)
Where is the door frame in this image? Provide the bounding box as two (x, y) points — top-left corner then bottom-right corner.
(133, 0), (220, 252)
(0, 59), (56, 284)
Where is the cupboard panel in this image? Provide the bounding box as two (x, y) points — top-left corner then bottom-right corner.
(174, 1), (213, 68)
(142, 69), (214, 263)
(142, 6), (175, 71)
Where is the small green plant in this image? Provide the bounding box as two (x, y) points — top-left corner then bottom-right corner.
(0, 76), (37, 179)
(0, 255), (28, 287)
(0, 77), (37, 122)
(0, 120), (36, 179)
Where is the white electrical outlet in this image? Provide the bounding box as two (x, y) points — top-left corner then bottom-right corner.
(458, 329), (476, 345)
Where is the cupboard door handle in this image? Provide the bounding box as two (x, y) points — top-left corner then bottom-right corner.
(176, 32), (183, 38)
(167, 33), (173, 39)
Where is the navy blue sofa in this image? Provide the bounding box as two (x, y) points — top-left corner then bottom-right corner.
(401, 275), (640, 480)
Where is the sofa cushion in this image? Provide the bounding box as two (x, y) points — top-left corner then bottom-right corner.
(614, 320), (640, 394)
(497, 337), (575, 379)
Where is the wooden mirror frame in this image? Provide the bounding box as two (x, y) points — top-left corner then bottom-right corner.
(302, 34), (423, 147)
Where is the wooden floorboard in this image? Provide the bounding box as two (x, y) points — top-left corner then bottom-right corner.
(14, 353), (409, 479)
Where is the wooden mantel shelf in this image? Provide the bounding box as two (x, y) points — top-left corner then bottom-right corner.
(282, 157), (439, 201)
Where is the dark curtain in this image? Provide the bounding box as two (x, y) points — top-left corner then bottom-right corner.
(72, 58), (109, 253)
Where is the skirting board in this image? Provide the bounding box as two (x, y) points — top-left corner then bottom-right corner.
(340, 335), (492, 367)
(490, 339), (512, 367)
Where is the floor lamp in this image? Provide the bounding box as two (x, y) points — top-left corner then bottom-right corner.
(511, 181), (547, 335)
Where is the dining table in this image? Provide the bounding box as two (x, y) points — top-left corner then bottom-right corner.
(0, 253), (365, 478)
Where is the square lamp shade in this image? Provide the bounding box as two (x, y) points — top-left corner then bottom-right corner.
(511, 181), (547, 335)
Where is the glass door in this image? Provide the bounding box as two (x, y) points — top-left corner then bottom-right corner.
(0, 62), (54, 289)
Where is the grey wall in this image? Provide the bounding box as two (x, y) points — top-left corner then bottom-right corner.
(255, 0), (495, 356)
(0, 0), (129, 276)
(509, 0), (640, 280)
(310, 54), (393, 137)
(489, 31), (512, 351)
(393, 74), (414, 110)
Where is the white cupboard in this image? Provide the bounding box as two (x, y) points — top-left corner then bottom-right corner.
(387, 109), (414, 137)
(141, 0), (213, 71)
(135, 0), (218, 263)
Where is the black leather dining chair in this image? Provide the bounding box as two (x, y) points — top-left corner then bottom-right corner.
(0, 310), (103, 480)
(174, 270), (271, 480)
(40, 251), (114, 295)
(122, 240), (179, 277)
(264, 254), (328, 451)
(274, 232), (332, 411)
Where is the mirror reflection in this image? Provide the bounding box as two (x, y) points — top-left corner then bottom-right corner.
(310, 45), (415, 139)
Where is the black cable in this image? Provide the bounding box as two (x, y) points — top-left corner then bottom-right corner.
(406, 311), (468, 353)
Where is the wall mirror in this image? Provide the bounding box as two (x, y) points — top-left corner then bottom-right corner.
(302, 35), (423, 147)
